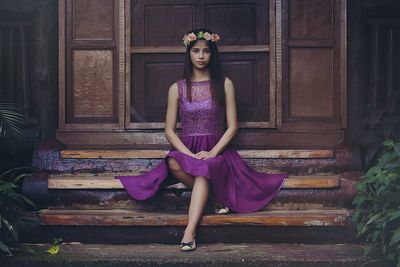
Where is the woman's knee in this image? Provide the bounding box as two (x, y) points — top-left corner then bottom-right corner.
(167, 158), (181, 172)
(195, 175), (209, 184)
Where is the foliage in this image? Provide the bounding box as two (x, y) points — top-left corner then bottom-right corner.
(0, 100), (35, 255)
(0, 101), (27, 138)
(46, 238), (63, 255)
(352, 140), (400, 266)
(0, 167), (36, 256)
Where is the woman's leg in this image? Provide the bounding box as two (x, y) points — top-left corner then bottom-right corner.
(167, 158), (210, 243)
(167, 158), (195, 188)
(182, 175), (209, 242)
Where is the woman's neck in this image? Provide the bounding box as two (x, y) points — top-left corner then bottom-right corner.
(191, 69), (210, 82)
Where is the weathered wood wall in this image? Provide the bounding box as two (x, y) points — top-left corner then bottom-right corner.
(0, 0), (58, 171)
(0, 0), (58, 140)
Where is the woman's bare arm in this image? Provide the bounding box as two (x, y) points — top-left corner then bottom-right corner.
(164, 83), (198, 158)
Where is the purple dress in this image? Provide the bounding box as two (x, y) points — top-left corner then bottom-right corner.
(116, 79), (287, 213)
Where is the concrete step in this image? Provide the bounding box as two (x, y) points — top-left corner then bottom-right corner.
(1, 243), (380, 267)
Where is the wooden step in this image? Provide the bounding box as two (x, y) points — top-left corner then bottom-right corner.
(47, 173), (341, 189)
(60, 149), (334, 159)
(39, 209), (351, 227)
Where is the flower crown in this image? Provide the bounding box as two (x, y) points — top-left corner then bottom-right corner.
(182, 31), (221, 46)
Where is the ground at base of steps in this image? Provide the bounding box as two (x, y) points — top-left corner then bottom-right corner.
(1, 243), (387, 267)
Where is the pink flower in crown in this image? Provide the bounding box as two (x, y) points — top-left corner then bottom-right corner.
(183, 32), (197, 46)
(204, 32), (212, 41)
(211, 33), (220, 42)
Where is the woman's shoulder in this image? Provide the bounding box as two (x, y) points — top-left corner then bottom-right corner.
(168, 80), (184, 98)
(172, 79), (186, 90)
(223, 76), (234, 92)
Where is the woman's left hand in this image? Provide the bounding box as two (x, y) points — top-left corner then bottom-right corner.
(195, 151), (217, 160)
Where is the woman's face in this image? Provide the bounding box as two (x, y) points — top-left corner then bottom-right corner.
(190, 40), (211, 70)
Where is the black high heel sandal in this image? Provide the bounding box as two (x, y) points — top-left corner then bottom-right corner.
(180, 240), (196, 252)
(215, 206), (230, 215)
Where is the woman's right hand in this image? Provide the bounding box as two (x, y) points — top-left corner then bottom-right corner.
(187, 152), (201, 159)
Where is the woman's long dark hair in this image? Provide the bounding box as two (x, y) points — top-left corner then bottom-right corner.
(183, 29), (225, 106)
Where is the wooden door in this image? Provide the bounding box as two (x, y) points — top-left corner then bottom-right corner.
(280, 0), (347, 132)
(57, 0), (347, 148)
(58, 0), (125, 130)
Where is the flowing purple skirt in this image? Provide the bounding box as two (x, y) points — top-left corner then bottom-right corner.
(116, 133), (287, 213)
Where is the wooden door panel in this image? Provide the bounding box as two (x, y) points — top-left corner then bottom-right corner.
(288, 48), (334, 120)
(222, 53), (270, 122)
(131, 0), (196, 46)
(72, 50), (114, 119)
(72, 0), (114, 40)
(288, 0), (333, 40)
(206, 2), (269, 45)
(131, 54), (183, 123)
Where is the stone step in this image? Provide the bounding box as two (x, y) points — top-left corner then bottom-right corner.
(39, 208), (351, 227)
(32, 141), (357, 173)
(1, 243), (379, 267)
(60, 149), (335, 159)
(47, 172), (341, 189)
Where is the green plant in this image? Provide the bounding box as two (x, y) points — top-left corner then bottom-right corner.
(353, 140), (400, 266)
(0, 167), (36, 256)
(0, 101), (26, 137)
(0, 100), (35, 255)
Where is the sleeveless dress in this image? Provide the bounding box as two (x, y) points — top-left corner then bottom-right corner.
(116, 79), (288, 213)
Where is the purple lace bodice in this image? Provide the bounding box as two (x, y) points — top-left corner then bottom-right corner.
(177, 79), (225, 137)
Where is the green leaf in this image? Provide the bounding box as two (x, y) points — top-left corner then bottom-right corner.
(20, 243), (37, 255)
(390, 228), (400, 246)
(53, 238), (63, 245)
(0, 241), (12, 256)
(0, 101), (26, 137)
(383, 140), (394, 147)
(362, 213), (383, 233)
(1, 218), (18, 241)
(46, 244), (60, 255)
(366, 166), (381, 177)
(352, 195), (365, 205)
(18, 194), (37, 209)
(11, 173), (28, 184)
(371, 230), (380, 242)
(389, 210), (400, 221)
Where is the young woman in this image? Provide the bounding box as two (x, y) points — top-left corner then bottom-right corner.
(116, 29), (288, 252)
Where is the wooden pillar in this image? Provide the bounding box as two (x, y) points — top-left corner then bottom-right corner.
(386, 28), (394, 107)
(369, 24), (381, 108)
(345, 0), (369, 143)
(32, 0), (59, 138)
(19, 24), (31, 117)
